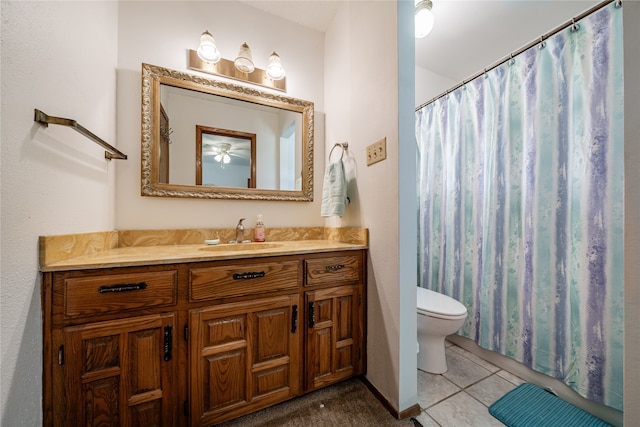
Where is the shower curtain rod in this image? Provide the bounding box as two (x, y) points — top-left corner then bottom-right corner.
(416, 0), (620, 111)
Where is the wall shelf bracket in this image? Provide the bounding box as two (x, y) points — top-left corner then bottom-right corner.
(34, 109), (127, 160)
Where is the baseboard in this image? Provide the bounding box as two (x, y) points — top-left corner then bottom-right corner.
(359, 376), (422, 420)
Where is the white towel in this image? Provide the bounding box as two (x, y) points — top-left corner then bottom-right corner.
(321, 160), (348, 217)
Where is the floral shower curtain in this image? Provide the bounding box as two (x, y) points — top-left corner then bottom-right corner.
(415, 2), (623, 411)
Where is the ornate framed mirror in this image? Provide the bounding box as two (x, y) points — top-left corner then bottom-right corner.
(141, 63), (314, 201)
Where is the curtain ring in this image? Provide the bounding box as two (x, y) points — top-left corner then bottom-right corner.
(484, 68), (489, 79)
(571, 18), (580, 32)
(509, 54), (515, 65)
(538, 36), (546, 49)
(615, 0), (622, 8)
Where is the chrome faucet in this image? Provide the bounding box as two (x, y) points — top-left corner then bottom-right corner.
(231, 218), (250, 243)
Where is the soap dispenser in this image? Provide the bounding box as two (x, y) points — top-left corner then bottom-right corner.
(254, 215), (266, 242)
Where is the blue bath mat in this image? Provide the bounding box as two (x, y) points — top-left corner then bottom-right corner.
(488, 383), (612, 427)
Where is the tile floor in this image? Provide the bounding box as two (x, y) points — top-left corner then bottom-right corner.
(414, 340), (526, 427)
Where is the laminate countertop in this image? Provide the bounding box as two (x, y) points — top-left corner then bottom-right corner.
(40, 227), (368, 272)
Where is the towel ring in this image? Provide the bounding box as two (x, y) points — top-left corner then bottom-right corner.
(329, 142), (348, 162)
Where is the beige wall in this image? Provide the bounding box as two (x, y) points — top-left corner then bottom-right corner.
(325, 0), (419, 413)
(115, 1), (326, 231)
(1, 2), (326, 424)
(0, 1), (119, 424)
(2, 1), (637, 424)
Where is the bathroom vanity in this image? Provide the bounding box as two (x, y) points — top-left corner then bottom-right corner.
(40, 228), (367, 426)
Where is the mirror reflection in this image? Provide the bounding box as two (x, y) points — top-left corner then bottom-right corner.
(196, 125), (256, 188)
(141, 63), (314, 201)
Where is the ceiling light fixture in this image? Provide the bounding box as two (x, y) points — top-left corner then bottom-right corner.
(415, 0), (434, 39)
(197, 30), (221, 63)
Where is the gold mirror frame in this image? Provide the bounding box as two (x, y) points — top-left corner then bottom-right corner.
(141, 63), (314, 201)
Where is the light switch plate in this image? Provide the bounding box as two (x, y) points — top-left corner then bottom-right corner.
(366, 137), (386, 166)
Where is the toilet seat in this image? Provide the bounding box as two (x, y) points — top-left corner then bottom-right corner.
(417, 287), (467, 320)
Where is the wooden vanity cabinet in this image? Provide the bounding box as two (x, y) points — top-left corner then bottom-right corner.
(303, 252), (366, 391)
(42, 250), (366, 427)
(43, 267), (180, 427)
(189, 295), (301, 425)
(187, 258), (302, 426)
(54, 313), (178, 426)
(305, 285), (362, 390)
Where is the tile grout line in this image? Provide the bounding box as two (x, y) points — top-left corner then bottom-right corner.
(417, 343), (526, 426)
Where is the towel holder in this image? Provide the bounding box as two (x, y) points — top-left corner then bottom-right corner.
(34, 109), (128, 160)
(329, 142), (348, 162)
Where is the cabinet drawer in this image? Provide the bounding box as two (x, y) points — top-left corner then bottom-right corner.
(190, 260), (300, 301)
(63, 270), (177, 317)
(305, 254), (361, 287)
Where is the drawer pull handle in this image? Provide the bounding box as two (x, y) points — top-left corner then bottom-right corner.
(308, 301), (315, 328)
(98, 282), (147, 293)
(164, 326), (173, 361)
(291, 304), (298, 333)
(325, 264), (345, 271)
(232, 271), (266, 280)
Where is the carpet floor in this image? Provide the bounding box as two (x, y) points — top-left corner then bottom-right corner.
(217, 378), (420, 427)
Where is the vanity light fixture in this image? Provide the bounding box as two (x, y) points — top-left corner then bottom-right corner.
(188, 31), (287, 92)
(415, 0), (435, 38)
(266, 52), (286, 80)
(197, 30), (221, 63)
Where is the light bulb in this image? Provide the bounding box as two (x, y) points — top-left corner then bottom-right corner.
(266, 52), (286, 80)
(234, 42), (255, 73)
(197, 30), (221, 63)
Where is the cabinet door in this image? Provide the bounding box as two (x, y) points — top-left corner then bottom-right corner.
(53, 313), (177, 427)
(306, 284), (363, 390)
(189, 294), (301, 426)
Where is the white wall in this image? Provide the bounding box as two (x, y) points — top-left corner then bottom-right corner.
(116, 1), (325, 230)
(0, 1), (119, 424)
(415, 66), (455, 108)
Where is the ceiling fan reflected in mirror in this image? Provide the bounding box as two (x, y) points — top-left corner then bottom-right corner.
(203, 142), (231, 166)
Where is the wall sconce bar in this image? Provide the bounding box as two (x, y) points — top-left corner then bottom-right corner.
(34, 109), (128, 160)
(188, 49), (286, 92)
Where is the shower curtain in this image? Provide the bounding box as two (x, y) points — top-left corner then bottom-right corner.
(415, 2), (623, 411)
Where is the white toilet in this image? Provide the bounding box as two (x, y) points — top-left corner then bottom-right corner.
(417, 287), (468, 374)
